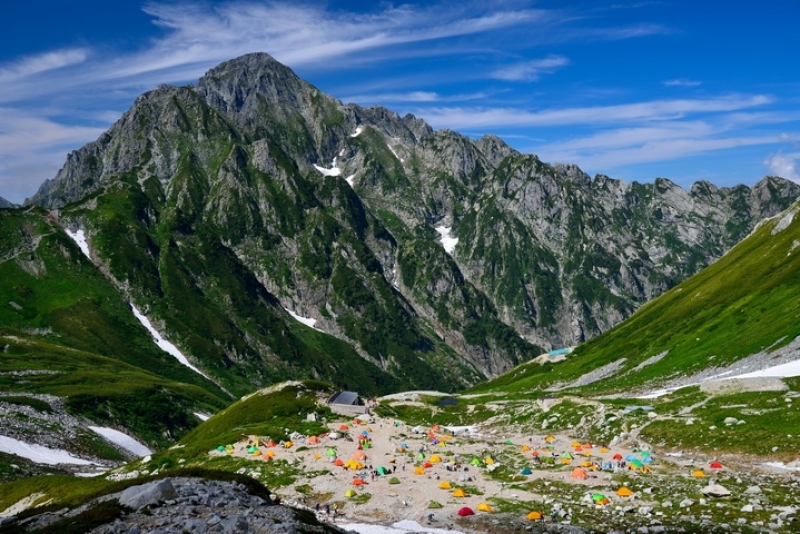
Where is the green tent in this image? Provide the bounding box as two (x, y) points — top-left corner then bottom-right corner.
(630, 459), (645, 469)
(470, 458), (482, 466)
(592, 493), (607, 502)
(326, 448), (336, 457)
(417, 452), (425, 460)
(216, 445), (225, 452)
(560, 451), (573, 459)
(388, 477), (401, 484)
(377, 466), (389, 475)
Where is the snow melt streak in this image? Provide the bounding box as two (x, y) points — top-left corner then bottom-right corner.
(88, 426), (151, 457)
(130, 305), (207, 377)
(65, 228), (91, 259)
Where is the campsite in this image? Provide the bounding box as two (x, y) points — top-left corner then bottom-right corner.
(193, 386), (799, 533)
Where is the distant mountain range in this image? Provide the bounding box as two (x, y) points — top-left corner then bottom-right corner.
(2, 52), (800, 455)
(0, 197), (16, 208)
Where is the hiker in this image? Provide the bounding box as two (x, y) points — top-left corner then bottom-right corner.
(325, 504), (330, 515)
(427, 513), (435, 523)
(314, 502), (320, 512)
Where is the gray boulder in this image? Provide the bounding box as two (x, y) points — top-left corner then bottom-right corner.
(119, 478), (177, 510)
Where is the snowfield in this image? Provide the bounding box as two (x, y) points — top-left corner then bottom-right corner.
(0, 435), (94, 465)
(88, 426), (151, 457)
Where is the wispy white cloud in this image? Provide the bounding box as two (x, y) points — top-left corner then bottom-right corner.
(764, 151), (800, 182)
(415, 95), (774, 129)
(0, 48), (88, 82)
(343, 90), (490, 104)
(664, 78), (702, 87)
(491, 55), (569, 81)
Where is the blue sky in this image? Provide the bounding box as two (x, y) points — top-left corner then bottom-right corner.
(2, 0), (799, 204)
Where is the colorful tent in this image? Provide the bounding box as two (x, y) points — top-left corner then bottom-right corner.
(526, 511), (543, 521)
(476, 502), (493, 512)
(334, 458), (344, 466)
(376, 466), (389, 475)
(326, 448), (337, 457)
(457, 507), (474, 516)
(616, 486), (633, 497)
(438, 481), (452, 489)
(339, 424), (349, 430)
(520, 467), (532, 475)
(484, 457), (494, 465)
(600, 447), (609, 453)
(429, 454), (443, 463)
(414, 467), (426, 475)
(351, 478), (365, 486)
(423, 461), (434, 468)
(453, 489), (467, 497)
(545, 435), (555, 443)
(307, 436), (320, 444)
(692, 470), (706, 477)
(470, 458), (482, 466)
(710, 461), (723, 469)
(612, 453), (623, 460)
(570, 467), (588, 479)
(520, 444), (531, 452)
(345, 489), (357, 497)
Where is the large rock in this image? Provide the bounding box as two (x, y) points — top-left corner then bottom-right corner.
(119, 478), (177, 510)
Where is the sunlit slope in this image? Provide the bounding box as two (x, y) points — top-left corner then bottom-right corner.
(472, 203), (800, 396)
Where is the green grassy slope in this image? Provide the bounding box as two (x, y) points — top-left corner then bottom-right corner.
(470, 203), (800, 396)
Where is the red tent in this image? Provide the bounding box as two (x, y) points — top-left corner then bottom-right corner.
(612, 453), (623, 460)
(710, 461), (723, 469)
(423, 461), (433, 468)
(352, 478), (365, 486)
(457, 507), (475, 516)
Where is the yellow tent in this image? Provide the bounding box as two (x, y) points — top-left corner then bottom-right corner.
(692, 470), (705, 477)
(545, 435), (555, 443)
(571, 441), (581, 448)
(561, 458), (572, 464)
(345, 489), (357, 497)
(429, 454), (443, 463)
(453, 489), (467, 497)
(252, 449), (262, 456)
(438, 481), (452, 489)
(600, 447), (609, 453)
(476, 502), (493, 512)
(616, 486), (633, 497)
(520, 444), (531, 451)
(484, 457), (494, 465)
(526, 511), (543, 521)
(283, 441), (293, 448)
(581, 461), (592, 467)
(345, 460), (365, 470)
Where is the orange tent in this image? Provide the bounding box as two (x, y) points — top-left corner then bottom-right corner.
(333, 458), (344, 466)
(570, 467), (588, 479)
(527, 511), (543, 521)
(352, 478), (365, 486)
(352, 451), (367, 460)
(616, 486), (633, 497)
(692, 470), (705, 477)
(612, 453), (623, 460)
(307, 436), (320, 444)
(339, 424), (349, 430)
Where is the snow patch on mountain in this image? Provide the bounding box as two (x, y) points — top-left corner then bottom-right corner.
(435, 226), (458, 255)
(130, 305), (208, 378)
(65, 228), (91, 259)
(0, 435), (94, 465)
(89, 426), (151, 457)
(314, 157), (341, 177)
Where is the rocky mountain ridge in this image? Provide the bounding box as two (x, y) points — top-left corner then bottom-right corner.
(16, 52), (800, 395)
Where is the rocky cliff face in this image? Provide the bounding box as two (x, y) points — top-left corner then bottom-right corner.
(25, 52), (800, 391)
(0, 197), (15, 208)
